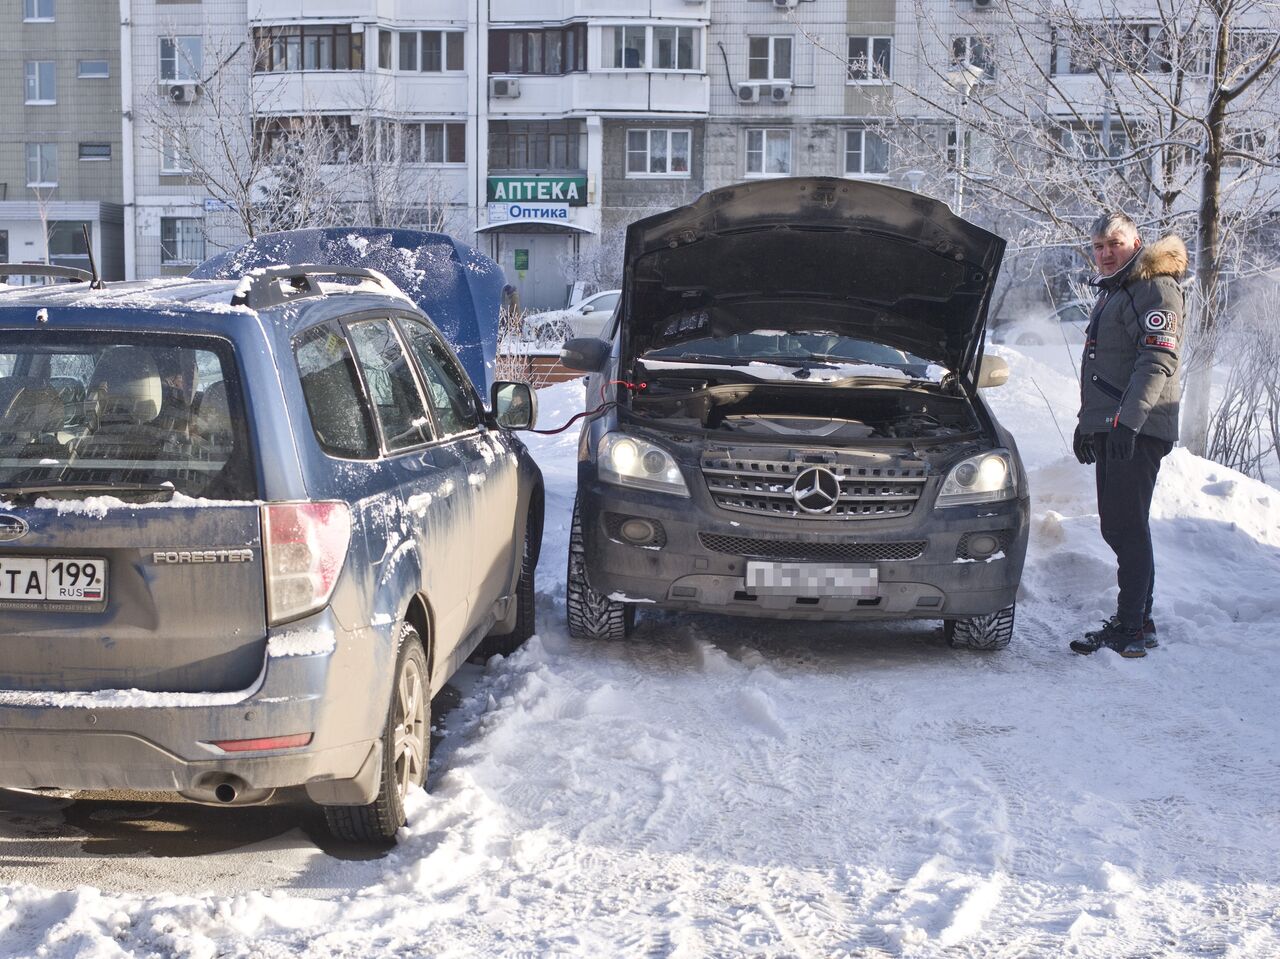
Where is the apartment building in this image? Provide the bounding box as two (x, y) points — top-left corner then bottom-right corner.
(1, 0), (124, 279)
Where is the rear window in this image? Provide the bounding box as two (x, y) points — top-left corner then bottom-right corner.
(0, 332), (258, 500)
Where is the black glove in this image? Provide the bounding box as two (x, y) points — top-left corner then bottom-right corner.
(1107, 424), (1138, 461)
(1072, 425), (1096, 465)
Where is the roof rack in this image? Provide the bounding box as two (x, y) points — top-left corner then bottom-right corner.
(230, 264), (402, 310)
(0, 263), (93, 285)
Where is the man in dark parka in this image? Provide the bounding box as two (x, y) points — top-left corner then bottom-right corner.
(1069, 212), (1186, 659)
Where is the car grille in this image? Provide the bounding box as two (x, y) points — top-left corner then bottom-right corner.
(700, 451), (929, 521)
(699, 533), (926, 563)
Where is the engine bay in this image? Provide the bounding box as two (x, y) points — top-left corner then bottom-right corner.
(630, 381), (982, 443)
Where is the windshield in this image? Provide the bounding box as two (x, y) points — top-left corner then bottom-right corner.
(643, 330), (943, 380)
(0, 332), (257, 500)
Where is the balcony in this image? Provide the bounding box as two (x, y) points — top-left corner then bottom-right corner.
(249, 0), (469, 22)
(489, 0), (706, 22)
(488, 72), (708, 115)
(251, 72), (467, 116)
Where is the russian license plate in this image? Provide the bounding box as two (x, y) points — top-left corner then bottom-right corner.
(745, 561), (878, 598)
(0, 556), (107, 605)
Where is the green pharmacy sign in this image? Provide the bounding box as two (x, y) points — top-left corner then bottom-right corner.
(487, 176), (587, 206)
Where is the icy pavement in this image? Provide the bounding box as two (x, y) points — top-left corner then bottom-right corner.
(2, 353), (1279, 957)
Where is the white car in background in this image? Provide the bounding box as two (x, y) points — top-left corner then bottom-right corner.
(525, 290), (621, 347)
(989, 299), (1092, 347)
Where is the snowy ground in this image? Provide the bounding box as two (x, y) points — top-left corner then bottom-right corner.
(2, 348), (1279, 957)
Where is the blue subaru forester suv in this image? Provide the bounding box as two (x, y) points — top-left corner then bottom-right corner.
(0, 263), (543, 842)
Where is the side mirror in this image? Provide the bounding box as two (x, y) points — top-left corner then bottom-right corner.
(977, 354), (1009, 389)
(579, 304), (595, 314)
(560, 336), (610, 373)
(491, 381), (537, 430)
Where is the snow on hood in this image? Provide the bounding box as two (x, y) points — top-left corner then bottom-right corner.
(619, 177), (1005, 379)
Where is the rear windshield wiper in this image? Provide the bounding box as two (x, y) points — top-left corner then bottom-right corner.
(0, 482), (177, 504)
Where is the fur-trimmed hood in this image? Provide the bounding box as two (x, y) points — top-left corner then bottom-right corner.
(1132, 235), (1189, 281)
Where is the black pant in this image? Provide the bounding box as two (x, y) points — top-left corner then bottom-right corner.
(1094, 432), (1172, 629)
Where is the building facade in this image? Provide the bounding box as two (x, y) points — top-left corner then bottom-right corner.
(1, 0), (124, 280)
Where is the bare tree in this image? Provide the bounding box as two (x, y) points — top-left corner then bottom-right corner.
(796, 0), (1280, 457)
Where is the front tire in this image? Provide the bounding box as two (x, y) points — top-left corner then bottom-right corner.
(324, 624), (429, 843)
(945, 604), (1015, 650)
(566, 497), (635, 640)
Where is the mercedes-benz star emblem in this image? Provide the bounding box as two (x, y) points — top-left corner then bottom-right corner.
(0, 514), (29, 542)
(791, 467), (841, 514)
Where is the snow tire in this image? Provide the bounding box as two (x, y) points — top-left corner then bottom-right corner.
(324, 624), (428, 844)
(945, 603), (1015, 651)
(566, 497), (636, 640)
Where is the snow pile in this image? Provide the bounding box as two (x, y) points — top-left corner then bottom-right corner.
(1, 353), (1278, 957)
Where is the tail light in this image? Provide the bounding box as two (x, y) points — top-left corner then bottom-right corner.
(262, 501), (351, 625)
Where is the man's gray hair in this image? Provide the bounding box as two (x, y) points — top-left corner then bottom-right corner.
(1090, 211), (1139, 240)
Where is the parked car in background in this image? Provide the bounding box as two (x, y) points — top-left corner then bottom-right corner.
(0, 262), (543, 843)
(988, 299), (1091, 347)
(561, 177), (1029, 651)
(525, 289), (621, 347)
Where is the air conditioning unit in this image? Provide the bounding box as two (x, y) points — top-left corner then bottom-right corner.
(489, 77), (521, 98)
(737, 83), (761, 103)
(773, 0), (799, 9)
(770, 83), (792, 103)
(160, 81), (199, 104)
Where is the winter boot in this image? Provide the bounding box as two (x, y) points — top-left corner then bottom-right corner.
(1143, 617), (1158, 649)
(1071, 618), (1147, 658)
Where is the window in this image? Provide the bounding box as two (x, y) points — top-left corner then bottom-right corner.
(1052, 23), (1169, 75)
(256, 115), (361, 163)
(748, 36), (792, 81)
(25, 143), (57, 187)
(23, 0), (54, 20)
(626, 129), (691, 176)
(0, 231), (7, 262)
(1224, 129), (1266, 168)
(160, 37), (202, 81)
(1058, 124), (1130, 161)
(396, 31), (463, 72)
(948, 130), (996, 173)
(78, 143), (111, 161)
(399, 32), (418, 71)
(47, 220), (90, 268)
(253, 25), (363, 72)
(490, 25), (587, 74)
(160, 217), (204, 264)
(348, 320), (433, 452)
(844, 129), (889, 175)
(378, 29), (392, 69)
(160, 133), (191, 174)
(951, 36), (995, 81)
(488, 120), (586, 171)
(745, 128), (791, 176)
(24, 61), (56, 103)
(653, 27), (699, 69)
(294, 323), (377, 458)
(401, 122), (466, 164)
(78, 60), (110, 78)
(847, 36), (891, 81)
(605, 26), (647, 68)
(399, 319), (479, 437)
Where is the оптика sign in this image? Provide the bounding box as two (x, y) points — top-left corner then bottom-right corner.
(487, 175), (587, 206)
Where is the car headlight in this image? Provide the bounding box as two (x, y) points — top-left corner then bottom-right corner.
(598, 432), (690, 497)
(936, 450), (1017, 507)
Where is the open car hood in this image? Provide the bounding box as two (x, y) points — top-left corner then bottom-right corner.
(620, 177), (1005, 381)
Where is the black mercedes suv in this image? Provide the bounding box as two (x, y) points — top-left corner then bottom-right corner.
(562, 177), (1029, 650)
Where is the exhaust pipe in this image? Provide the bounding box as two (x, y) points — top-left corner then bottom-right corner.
(181, 774), (275, 807)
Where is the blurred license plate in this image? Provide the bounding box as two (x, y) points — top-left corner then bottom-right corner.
(745, 561), (877, 597)
(0, 556), (107, 604)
